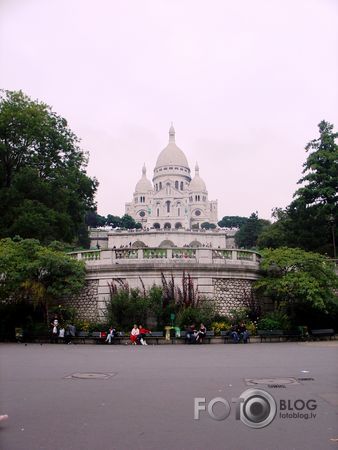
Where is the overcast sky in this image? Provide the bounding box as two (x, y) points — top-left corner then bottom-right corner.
(1, 0), (337, 220)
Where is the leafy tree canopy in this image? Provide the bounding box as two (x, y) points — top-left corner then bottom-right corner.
(258, 121), (337, 255)
(218, 215), (249, 229)
(295, 120), (338, 210)
(201, 222), (216, 230)
(254, 247), (338, 311)
(86, 211), (142, 229)
(235, 212), (270, 249)
(0, 238), (86, 321)
(0, 90), (98, 245)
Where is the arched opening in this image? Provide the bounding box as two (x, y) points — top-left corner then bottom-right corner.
(175, 222), (183, 229)
(189, 240), (202, 247)
(175, 180), (179, 189)
(165, 201), (171, 213)
(180, 181), (183, 190)
(159, 239), (175, 247)
(153, 223), (160, 229)
(132, 240), (146, 248)
(164, 222), (171, 229)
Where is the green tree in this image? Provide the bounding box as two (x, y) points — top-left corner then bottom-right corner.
(235, 212), (270, 248)
(106, 214), (122, 228)
(120, 214), (142, 229)
(295, 120), (337, 211)
(258, 121), (337, 255)
(257, 208), (289, 249)
(0, 90), (98, 245)
(218, 215), (249, 228)
(85, 210), (107, 228)
(254, 247), (338, 319)
(0, 238), (86, 322)
(201, 222), (216, 230)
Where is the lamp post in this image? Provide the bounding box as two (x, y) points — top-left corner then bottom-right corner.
(329, 215), (336, 260)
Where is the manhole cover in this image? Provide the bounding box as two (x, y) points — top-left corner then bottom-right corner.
(245, 377), (299, 386)
(64, 372), (116, 379)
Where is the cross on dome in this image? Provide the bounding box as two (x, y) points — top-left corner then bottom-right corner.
(169, 123), (175, 143)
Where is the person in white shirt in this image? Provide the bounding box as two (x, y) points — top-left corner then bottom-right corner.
(130, 324), (140, 345)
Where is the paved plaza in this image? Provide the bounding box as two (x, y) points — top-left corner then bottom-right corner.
(1, 341), (338, 450)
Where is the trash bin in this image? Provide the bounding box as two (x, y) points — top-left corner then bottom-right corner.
(174, 327), (181, 338)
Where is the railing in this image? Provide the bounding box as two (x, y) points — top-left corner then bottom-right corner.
(143, 248), (167, 259)
(172, 249), (196, 259)
(68, 248), (260, 264)
(237, 251), (254, 261)
(115, 249), (138, 259)
(69, 250), (101, 261)
(212, 249), (233, 259)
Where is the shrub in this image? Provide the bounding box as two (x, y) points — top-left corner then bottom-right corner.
(258, 310), (291, 330)
(211, 321), (231, 335)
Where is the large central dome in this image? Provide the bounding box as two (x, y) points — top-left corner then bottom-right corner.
(155, 125), (190, 169)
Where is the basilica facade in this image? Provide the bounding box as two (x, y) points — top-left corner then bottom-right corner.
(125, 125), (218, 230)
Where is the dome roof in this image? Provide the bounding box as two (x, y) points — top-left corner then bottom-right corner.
(189, 163), (206, 192)
(135, 165), (153, 192)
(155, 125), (190, 169)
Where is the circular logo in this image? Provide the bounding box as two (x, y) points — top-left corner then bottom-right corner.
(238, 389), (277, 429)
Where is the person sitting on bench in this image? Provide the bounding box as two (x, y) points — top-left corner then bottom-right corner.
(195, 323), (207, 343)
(238, 322), (249, 343)
(105, 326), (117, 344)
(186, 324), (197, 344)
(137, 325), (151, 345)
(130, 324), (140, 345)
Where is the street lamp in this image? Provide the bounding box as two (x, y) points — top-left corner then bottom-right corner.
(329, 215), (336, 260)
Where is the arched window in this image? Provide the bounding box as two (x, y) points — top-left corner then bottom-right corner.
(180, 181), (183, 190)
(165, 201), (170, 213)
(175, 222), (182, 229)
(157, 208), (159, 217)
(159, 182), (162, 190)
(164, 223), (171, 229)
(175, 181), (179, 189)
(153, 223), (160, 229)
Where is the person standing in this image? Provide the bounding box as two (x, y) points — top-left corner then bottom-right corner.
(65, 323), (76, 344)
(50, 315), (59, 343)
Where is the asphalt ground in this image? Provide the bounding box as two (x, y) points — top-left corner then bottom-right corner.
(0, 341), (338, 450)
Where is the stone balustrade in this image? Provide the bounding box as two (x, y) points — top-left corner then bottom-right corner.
(68, 247), (260, 266)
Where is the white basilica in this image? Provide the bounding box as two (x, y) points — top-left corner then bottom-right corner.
(125, 125), (218, 230)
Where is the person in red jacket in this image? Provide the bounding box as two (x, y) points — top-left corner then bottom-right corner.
(138, 325), (151, 345)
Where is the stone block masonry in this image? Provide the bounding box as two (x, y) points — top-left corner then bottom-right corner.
(213, 278), (253, 314)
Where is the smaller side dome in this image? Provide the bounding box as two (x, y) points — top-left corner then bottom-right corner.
(189, 162), (206, 192)
(135, 164), (153, 192)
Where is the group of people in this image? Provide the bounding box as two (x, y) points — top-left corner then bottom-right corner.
(50, 315), (76, 344)
(130, 324), (152, 345)
(104, 324), (152, 345)
(230, 322), (249, 343)
(185, 323), (207, 344)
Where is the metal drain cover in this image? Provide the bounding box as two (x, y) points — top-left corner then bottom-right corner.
(64, 372), (116, 379)
(245, 377), (299, 386)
